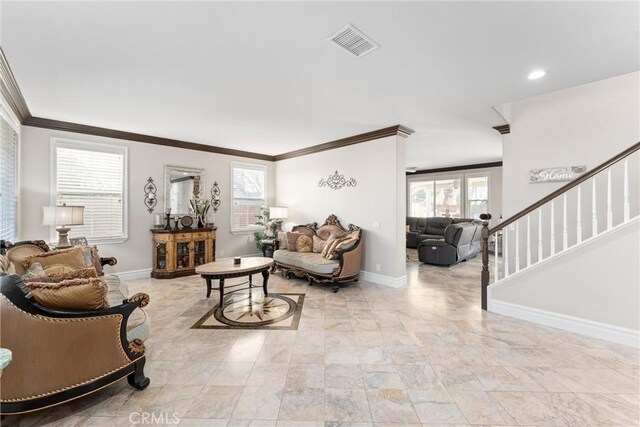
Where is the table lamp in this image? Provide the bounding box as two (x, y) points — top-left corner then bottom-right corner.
(269, 206), (288, 233)
(42, 204), (85, 248)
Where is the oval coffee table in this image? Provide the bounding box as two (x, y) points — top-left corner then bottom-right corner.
(195, 257), (274, 302)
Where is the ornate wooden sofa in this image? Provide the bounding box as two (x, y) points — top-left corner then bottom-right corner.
(273, 215), (362, 292)
(0, 240), (150, 415)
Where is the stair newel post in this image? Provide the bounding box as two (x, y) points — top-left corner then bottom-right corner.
(481, 221), (490, 311)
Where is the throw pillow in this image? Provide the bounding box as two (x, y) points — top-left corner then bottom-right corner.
(0, 255), (15, 274)
(321, 235), (338, 258)
(277, 231), (288, 250)
(25, 278), (109, 310)
(286, 232), (303, 252)
(43, 264), (76, 276)
(24, 267), (99, 284)
(23, 247), (87, 273)
(333, 231), (360, 253)
(23, 262), (46, 278)
(296, 235), (313, 253)
(312, 235), (326, 253)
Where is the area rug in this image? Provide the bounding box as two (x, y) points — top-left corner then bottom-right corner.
(191, 292), (305, 330)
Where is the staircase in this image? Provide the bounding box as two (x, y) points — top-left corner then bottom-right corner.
(479, 141), (640, 345)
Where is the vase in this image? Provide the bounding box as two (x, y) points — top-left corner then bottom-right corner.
(198, 218), (204, 228)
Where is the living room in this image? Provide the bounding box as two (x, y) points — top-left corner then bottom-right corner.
(1, 1), (639, 426)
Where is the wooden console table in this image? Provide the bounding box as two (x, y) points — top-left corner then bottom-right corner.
(150, 227), (216, 279)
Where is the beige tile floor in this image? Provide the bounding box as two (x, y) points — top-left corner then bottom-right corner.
(3, 256), (639, 426)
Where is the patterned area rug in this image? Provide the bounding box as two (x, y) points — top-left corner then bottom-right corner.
(406, 248), (420, 262)
(192, 291), (305, 330)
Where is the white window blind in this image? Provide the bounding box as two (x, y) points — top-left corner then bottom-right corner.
(231, 163), (266, 232)
(0, 116), (18, 241)
(53, 141), (127, 243)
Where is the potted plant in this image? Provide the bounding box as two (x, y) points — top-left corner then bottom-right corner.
(253, 207), (277, 252)
(189, 190), (211, 228)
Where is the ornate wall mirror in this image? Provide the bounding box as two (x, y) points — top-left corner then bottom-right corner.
(164, 165), (206, 215)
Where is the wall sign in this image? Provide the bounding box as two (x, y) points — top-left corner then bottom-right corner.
(529, 166), (586, 183)
(318, 170), (357, 190)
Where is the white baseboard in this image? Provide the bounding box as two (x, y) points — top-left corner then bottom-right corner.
(360, 271), (407, 288)
(490, 299), (640, 348)
(115, 268), (151, 281)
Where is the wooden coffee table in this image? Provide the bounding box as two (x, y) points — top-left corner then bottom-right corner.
(195, 257), (274, 302)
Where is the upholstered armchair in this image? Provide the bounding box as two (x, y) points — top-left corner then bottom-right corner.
(0, 241), (150, 415)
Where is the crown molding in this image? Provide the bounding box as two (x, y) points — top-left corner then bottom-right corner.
(274, 125), (415, 161)
(493, 124), (510, 135)
(0, 48), (31, 123)
(23, 116), (276, 161)
(407, 161), (503, 176)
(6, 48), (414, 161)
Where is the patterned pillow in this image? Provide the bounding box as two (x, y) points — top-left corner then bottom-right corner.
(286, 232), (303, 252)
(23, 262), (47, 278)
(296, 235), (313, 253)
(24, 267), (99, 284)
(25, 278), (109, 310)
(321, 236), (338, 258)
(312, 236), (326, 253)
(80, 246), (104, 276)
(23, 247), (87, 273)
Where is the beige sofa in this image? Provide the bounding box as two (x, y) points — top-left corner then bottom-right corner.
(273, 214), (363, 292)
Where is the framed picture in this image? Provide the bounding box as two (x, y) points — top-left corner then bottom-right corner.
(69, 237), (88, 246)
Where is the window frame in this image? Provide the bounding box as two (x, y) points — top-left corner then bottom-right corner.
(408, 173), (463, 218)
(407, 171), (492, 219)
(50, 138), (129, 245)
(230, 161), (267, 234)
(0, 98), (21, 242)
(466, 172), (491, 220)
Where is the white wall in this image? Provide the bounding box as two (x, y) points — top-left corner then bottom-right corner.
(490, 219), (640, 346)
(502, 71), (640, 217)
(18, 126), (275, 273)
(406, 166), (503, 224)
(275, 135), (407, 285)
(492, 71), (640, 346)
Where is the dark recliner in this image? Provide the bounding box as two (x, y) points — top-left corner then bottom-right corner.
(418, 222), (481, 266)
(406, 217), (473, 248)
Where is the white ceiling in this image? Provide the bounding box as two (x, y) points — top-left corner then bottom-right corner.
(2, 1), (638, 168)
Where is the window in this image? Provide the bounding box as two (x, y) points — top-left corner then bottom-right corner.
(231, 162), (266, 232)
(467, 175), (489, 219)
(0, 114), (19, 241)
(409, 178), (461, 217)
(52, 139), (127, 243)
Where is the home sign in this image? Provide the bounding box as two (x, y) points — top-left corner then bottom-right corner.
(529, 166), (586, 183)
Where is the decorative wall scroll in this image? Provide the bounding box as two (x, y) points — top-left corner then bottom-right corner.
(529, 166), (586, 183)
(210, 181), (221, 212)
(144, 177), (158, 213)
(318, 170), (357, 190)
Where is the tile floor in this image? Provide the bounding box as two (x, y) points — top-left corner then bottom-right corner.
(3, 257), (639, 426)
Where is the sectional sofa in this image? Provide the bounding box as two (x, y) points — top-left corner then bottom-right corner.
(406, 216), (482, 266)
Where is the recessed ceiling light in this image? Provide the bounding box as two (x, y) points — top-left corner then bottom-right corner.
(528, 69), (547, 80)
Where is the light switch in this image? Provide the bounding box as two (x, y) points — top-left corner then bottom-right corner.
(372, 221), (380, 229)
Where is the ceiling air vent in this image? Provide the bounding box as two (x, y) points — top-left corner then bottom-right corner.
(327, 24), (379, 58)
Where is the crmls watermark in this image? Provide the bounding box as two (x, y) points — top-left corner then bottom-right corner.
(129, 412), (180, 425)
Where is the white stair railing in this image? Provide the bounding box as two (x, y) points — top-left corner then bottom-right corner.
(481, 142), (640, 310)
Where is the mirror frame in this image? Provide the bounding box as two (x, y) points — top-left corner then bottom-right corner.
(164, 165), (206, 215)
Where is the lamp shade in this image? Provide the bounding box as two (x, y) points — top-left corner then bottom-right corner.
(42, 205), (85, 226)
(269, 206), (288, 220)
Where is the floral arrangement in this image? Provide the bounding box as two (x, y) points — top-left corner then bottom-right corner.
(189, 190), (211, 227)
